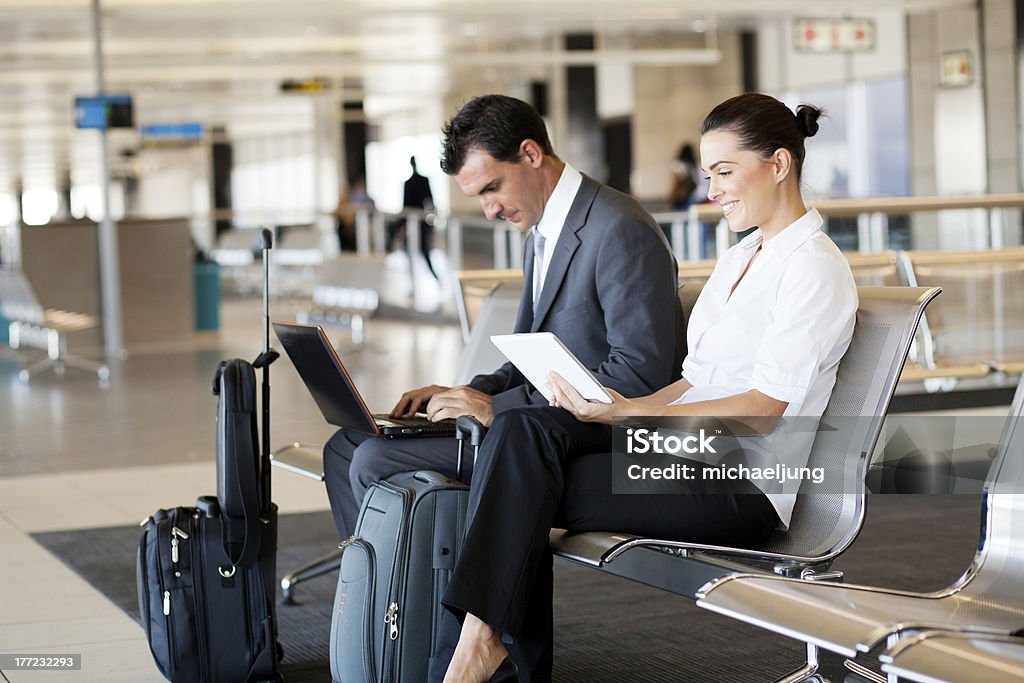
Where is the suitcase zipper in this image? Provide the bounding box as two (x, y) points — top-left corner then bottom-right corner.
(431, 568), (446, 656)
(378, 481), (414, 682)
(190, 511), (210, 683)
(170, 526), (189, 565)
(384, 602), (399, 641)
(137, 523), (153, 641)
(157, 516), (177, 676)
(244, 561), (261, 665)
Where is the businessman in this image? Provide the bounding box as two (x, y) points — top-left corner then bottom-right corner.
(323, 92), (684, 682)
(323, 93), (684, 538)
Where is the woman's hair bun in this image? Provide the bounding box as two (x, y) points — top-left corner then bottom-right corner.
(795, 104), (823, 138)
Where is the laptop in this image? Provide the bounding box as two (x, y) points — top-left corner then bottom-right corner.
(273, 322), (456, 438)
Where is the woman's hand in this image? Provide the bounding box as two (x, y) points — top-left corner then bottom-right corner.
(546, 371), (630, 424)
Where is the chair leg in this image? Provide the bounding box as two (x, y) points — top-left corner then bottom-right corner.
(19, 357), (57, 383)
(280, 547), (343, 604)
(60, 354), (110, 382)
(774, 643), (829, 683)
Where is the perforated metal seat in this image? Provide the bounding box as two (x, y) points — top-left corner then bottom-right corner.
(880, 630), (1024, 682)
(453, 282), (521, 386)
(452, 268), (524, 344)
(896, 247), (1024, 389)
(552, 286), (940, 576)
(696, 373), (1024, 682)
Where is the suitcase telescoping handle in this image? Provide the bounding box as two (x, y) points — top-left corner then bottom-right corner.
(455, 416), (488, 481)
(253, 227), (279, 514)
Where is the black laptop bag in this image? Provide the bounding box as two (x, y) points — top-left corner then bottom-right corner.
(329, 418), (486, 683)
(137, 229), (282, 683)
(137, 494), (279, 683)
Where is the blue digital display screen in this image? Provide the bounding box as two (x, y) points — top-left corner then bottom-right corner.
(140, 122), (203, 139)
(74, 94), (134, 130)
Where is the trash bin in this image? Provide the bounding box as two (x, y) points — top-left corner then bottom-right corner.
(194, 259), (221, 331)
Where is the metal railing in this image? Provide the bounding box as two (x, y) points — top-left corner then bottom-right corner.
(652, 192), (1024, 262)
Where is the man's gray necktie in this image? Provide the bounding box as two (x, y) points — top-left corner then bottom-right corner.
(532, 230), (546, 311)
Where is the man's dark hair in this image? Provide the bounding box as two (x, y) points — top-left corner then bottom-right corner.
(440, 95), (554, 175)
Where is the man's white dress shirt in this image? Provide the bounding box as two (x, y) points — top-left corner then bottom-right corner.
(531, 163), (582, 304)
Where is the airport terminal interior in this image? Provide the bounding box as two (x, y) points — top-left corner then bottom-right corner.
(4, 0), (1024, 681)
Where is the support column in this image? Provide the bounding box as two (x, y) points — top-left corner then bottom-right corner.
(91, 0), (124, 357)
(985, 0), (1022, 245)
(314, 95), (341, 256)
(564, 33), (603, 178)
(342, 101), (367, 189)
(547, 36), (569, 157)
(907, 12), (940, 249)
(210, 128), (233, 242)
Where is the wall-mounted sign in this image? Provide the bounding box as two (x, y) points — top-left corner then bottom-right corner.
(940, 50), (973, 88)
(280, 78), (330, 94)
(140, 122), (204, 148)
(141, 122), (203, 139)
(793, 18), (876, 52)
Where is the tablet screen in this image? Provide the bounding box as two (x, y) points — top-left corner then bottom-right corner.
(491, 332), (613, 404)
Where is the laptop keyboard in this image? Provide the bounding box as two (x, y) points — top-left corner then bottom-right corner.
(375, 414), (433, 426)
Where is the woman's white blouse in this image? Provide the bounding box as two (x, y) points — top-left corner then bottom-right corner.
(674, 208), (858, 527)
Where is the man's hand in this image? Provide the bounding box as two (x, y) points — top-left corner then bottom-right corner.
(390, 384), (451, 418)
(425, 386), (495, 426)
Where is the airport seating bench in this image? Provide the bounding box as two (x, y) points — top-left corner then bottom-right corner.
(453, 245), (1024, 393)
(211, 228), (262, 296)
(0, 268), (109, 383)
(274, 226), (324, 298)
(879, 630), (1024, 683)
(897, 246), (1024, 389)
(696, 372), (1024, 683)
(295, 254), (386, 347)
(457, 285), (939, 681)
(452, 268), (528, 343)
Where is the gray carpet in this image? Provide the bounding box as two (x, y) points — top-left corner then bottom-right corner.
(31, 494), (982, 682)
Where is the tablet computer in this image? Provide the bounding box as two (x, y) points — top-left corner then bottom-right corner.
(490, 332), (613, 404)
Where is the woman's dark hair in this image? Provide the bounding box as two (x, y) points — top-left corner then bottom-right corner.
(700, 93), (824, 180)
(440, 95), (554, 175)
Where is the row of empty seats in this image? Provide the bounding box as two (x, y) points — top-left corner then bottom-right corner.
(696, 373), (1024, 682)
(0, 268), (109, 383)
(212, 226), (325, 296)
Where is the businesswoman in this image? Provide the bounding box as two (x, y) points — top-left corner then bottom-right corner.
(440, 93), (859, 683)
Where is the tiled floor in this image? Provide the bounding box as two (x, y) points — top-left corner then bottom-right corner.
(0, 297), (461, 682)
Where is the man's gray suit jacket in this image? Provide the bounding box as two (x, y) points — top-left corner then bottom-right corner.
(467, 174), (686, 413)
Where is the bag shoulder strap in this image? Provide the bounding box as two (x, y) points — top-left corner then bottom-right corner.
(213, 359), (262, 567)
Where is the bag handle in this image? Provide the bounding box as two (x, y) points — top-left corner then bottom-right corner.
(455, 416), (487, 480)
(256, 228), (277, 515)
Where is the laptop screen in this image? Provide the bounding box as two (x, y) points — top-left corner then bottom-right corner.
(272, 322), (379, 435)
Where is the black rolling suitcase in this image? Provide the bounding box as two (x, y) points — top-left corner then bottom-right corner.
(138, 229), (283, 683)
(329, 418), (487, 683)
